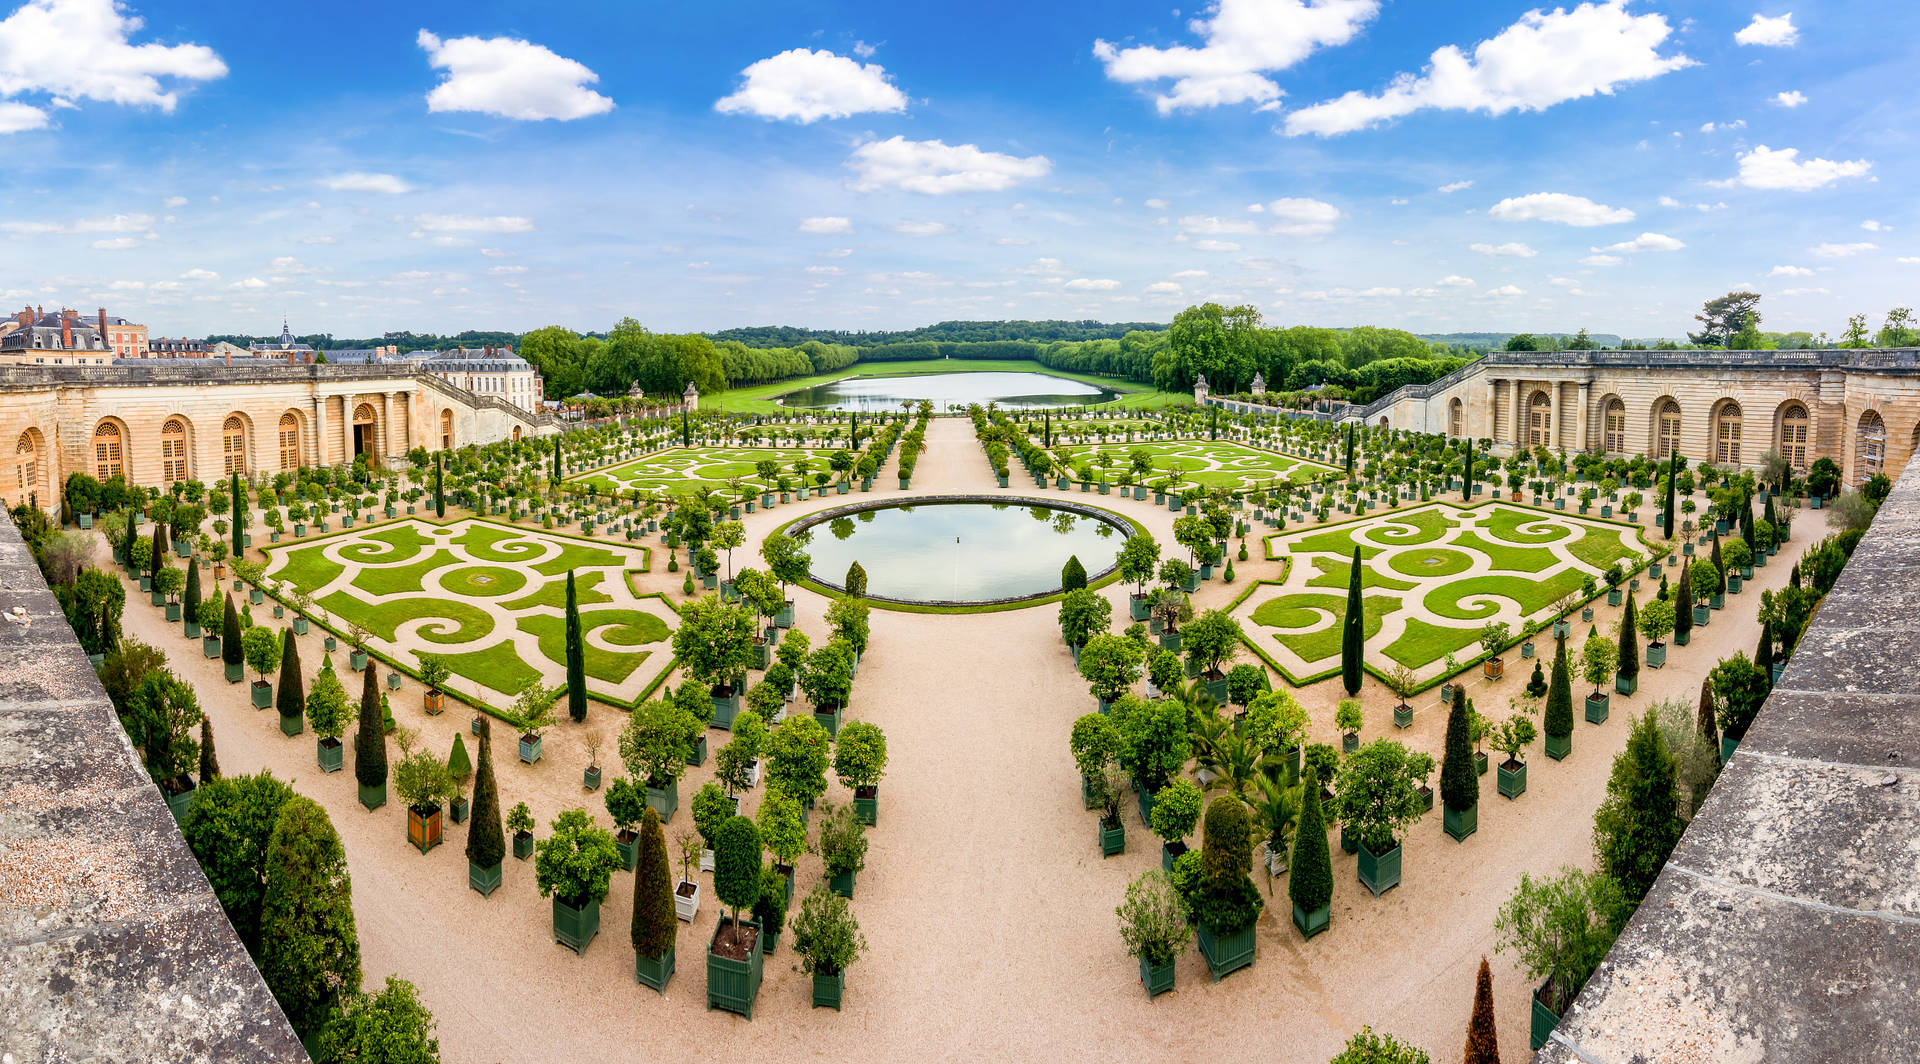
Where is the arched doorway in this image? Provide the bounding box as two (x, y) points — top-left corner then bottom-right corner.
(1778, 402), (1809, 474)
(223, 415), (248, 475)
(511, 425), (522, 442)
(14, 429), (40, 505)
(1858, 409), (1887, 485)
(92, 421), (123, 480)
(1527, 390), (1552, 448)
(161, 417), (189, 485)
(352, 403), (378, 466)
(279, 411), (301, 471)
(440, 409), (454, 450)
(1448, 398), (1462, 438)
(1602, 398), (1626, 453)
(1653, 399), (1681, 459)
(1712, 400), (1743, 466)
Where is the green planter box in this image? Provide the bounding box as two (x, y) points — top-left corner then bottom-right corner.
(1646, 642), (1667, 668)
(1497, 759), (1527, 799)
(635, 945), (675, 994)
(1584, 692), (1610, 724)
(468, 859), (502, 897)
(1292, 901), (1330, 940)
(1196, 922), (1255, 981)
(519, 734), (543, 764)
(250, 681), (272, 709)
(552, 895), (601, 956)
(1357, 840), (1402, 897)
(706, 919), (764, 1019)
(1607, 588), (1622, 607)
(1721, 735), (1739, 762)
(513, 832), (534, 861)
(853, 786), (878, 826)
(1099, 817), (1126, 857)
(1615, 673), (1637, 696)
(223, 661), (243, 684)
(814, 706), (843, 738)
(164, 785), (197, 823)
(349, 649), (368, 671)
(827, 867), (856, 898)
(1139, 957), (1175, 999)
(292, 616), (309, 635)
(1443, 802), (1477, 842)
(1393, 704), (1413, 729)
(164, 602), (181, 622)
(1545, 732), (1571, 761)
(686, 733), (707, 768)
(1531, 984), (1563, 1051)
(615, 832), (638, 872)
(358, 779), (386, 810)
(710, 690), (741, 730)
(646, 779), (678, 824)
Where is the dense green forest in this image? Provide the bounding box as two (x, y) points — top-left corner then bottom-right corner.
(204, 330), (522, 352)
(707, 320), (1164, 347)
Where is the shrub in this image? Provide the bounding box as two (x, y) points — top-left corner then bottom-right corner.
(790, 882), (867, 977)
(1329, 1027), (1432, 1064)
(316, 976), (440, 1064)
(259, 796), (362, 1040)
(1061, 554), (1087, 592)
(1069, 713), (1118, 779)
(465, 724), (504, 871)
(832, 720), (888, 792)
(533, 808), (621, 909)
(754, 865), (789, 945)
(1116, 870), (1189, 968)
(1148, 777), (1203, 846)
(1710, 652), (1770, 741)
(1186, 797), (1262, 934)
(305, 656), (349, 740)
(617, 696), (697, 787)
(1439, 686), (1475, 813)
(1330, 739), (1426, 853)
(712, 815), (762, 927)
(1592, 713), (1683, 907)
(631, 807), (675, 963)
(604, 777), (647, 834)
(1494, 867), (1625, 1015)
(180, 772), (295, 953)
(766, 714), (832, 805)
(755, 787), (806, 868)
(816, 799), (868, 877)
(691, 780), (734, 850)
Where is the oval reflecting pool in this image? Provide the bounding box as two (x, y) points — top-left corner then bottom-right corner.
(778, 370), (1118, 412)
(793, 498), (1128, 604)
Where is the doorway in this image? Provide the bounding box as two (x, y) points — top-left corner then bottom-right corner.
(352, 403), (378, 467)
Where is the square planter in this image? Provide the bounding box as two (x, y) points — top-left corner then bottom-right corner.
(1099, 816), (1126, 857)
(1615, 673), (1638, 696)
(827, 867), (856, 898)
(1357, 840), (1402, 897)
(1139, 957), (1176, 999)
(358, 778), (386, 811)
(408, 805), (443, 854)
(513, 831), (534, 861)
(224, 661), (244, 684)
(686, 733), (707, 767)
(635, 945), (676, 994)
(1721, 736), (1739, 762)
(676, 878), (701, 922)
(552, 895), (601, 956)
(814, 706), (843, 738)
(250, 681), (272, 709)
(449, 795), (469, 824)
(1196, 922), (1255, 981)
(646, 779), (679, 823)
(468, 859), (502, 897)
(1393, 704), (1413, 729)
(853, 785), (878, 826)
(1646, 642), (1667, 668)
(1531, 983), (1563, 1051)
(519, 733), (543, 764)
(1483, 657), (1504, 682)
(317, 737), (343, 772)
(1545, 732), (1571, 761)
(1291, 901), (1330, 940)
(616, 831), (638, 872)
(1443, 803), (1477, 842)
(584, 765), (602, 791)
(1497, 759), (1527, 799)
(1584, 692), (1610, 725)
(706, 918), (763, 1019)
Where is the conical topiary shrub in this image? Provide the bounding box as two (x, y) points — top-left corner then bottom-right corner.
(632, 806), (676, 991)
(1288, 765), (1333, 939)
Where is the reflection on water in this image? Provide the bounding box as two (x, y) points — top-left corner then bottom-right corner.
(802, 502), (1125, 602)
(779, 370), (1118, 411)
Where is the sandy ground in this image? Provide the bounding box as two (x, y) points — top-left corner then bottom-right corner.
(114, 416), (1812, 1064)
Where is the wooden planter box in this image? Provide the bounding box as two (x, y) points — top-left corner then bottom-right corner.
(1497, 759), (1527, 799)
(316, 736), (346, 772)
(827, 867), (856, 898)
(1483, 657), (1504, 682)
(853, 785), (878, 826)
(615, 830), (638, 872)
(1358, 840), (1402, 897)
(1292, 901), (1330, 940)
(519, 733), (543, 764)
(407, 806), (444, 854)
(1531, 982), (1563, 1051)
(1545, 732), (1571, 761)
(706, 919), (763, 1019)
(1196, 922), (1256, 981)
(1584, 692), (1610, 725)
(552, 895), (601, 956)
(1099, 816), (1126, 857)
(202, 635), (221, 659)
(513, 831), (534, 861)
(250, 681), (272, 709)
(1646, 642), (1667, 668)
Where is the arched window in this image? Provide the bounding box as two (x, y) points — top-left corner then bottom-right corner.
(1779, 403), (1810, 473)
(222, 415), (246, 475)
(14, 431), (38, 501)
(1713, 401), (1743, 466)
(279, 412), (300, 471)
(1528, 390), (1552, 448)
(1654, 399), (1681, 459)
(1603, 398), (1626, 453)
(93, 421), (122, 480)
(440, 409), (454, 450)
(1448, 398), (1463, 438)
(161, 418), (188, 484)
(1859, 409), (1887, 483)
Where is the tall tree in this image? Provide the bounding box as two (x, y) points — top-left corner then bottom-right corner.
(1688, 291), (1762, 347)
(1288, 765), (1333, 927)
(1755, 623), (1775, 693)
(183, 556), (201, 632)
(259, 795), (362, 1041)
(1440, 685), (1476, 816)
(1617, 594), (1640, 685)
(148, 522), (163, 583)
(275, 625), (304, 720)
(221, 593), (242, 671)
(1462, 435), (1473, 502)
(1463, 955), (1500, 1064)
(1696, 678), (1722, 769)
(230, 472), (244, 559)
(1592, 712), (1683, 906)
(551, 435), (563, 484)
(199, 716), (220, 782)
(1544, 638), (1573, 750)
(1663, 451), (1678, 539)
(1673, 560), (1694, 644)
(433, 452), (445, 518)
(1341, 547), (1364, 697)
(631, 805), (676, 968)
(466, 720), (504, 876)
(355, 661), (387, 791)
(564, 570), (587, 723)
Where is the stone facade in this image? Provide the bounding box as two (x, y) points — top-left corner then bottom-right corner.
(2, 362), (554, 508)
(1356, 349), (1920, 487)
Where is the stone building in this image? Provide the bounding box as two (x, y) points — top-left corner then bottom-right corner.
(418, 346), (543, 414)
(248, 318), (316, 362)
(3, 361), (552, 508)
(0, 307), (113, 366)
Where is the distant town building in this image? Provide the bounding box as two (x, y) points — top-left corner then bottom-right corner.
(146, 337), (209, 357)
(0, 306), (113, 365)
(417, 345), (543, 414)
(95, 311), (147, 358)
(249, 318), (317, 362)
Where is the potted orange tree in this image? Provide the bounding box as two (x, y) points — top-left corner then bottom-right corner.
(394, 729), (455, 855)
(791, 882), (867, 1011)
(535, 808), (622, 956)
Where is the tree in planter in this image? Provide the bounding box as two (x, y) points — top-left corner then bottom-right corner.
(671, 594), (756, 700)
(242, 624), (280, 688)
(418, 655), (452, 714)
(833, 720), (887, 804)
(393, 747), (456, 822)
(259, 795), (362, 1043)
(692, 780), (735, 859)
(1182, 797), (1263, 940)
(181, 556), (201, 628)
(1079, 633), (1145, 704)
(799, 639), (857, 713)
(534, 809), (622, 920)
(1490, 715), (1537, 769)
(507, 802), (535, 852)
(220, 592), (243, 675)
(1181, 608), (1241, 682)
(1070, 713), (1119, 797)
(1117, 532), (1161, 607)
(1224, 663), (1268, 708)
(127, 669), (202, 796)
(1688, 558), (1720, 608)
(1057, 587), (1112, 650)
(1330, 739), (1426, 859)
(1494, 866), (1625, 1020)
(1334, 698), (1364, 749)
(1580, 629), (1617, 702)
(791, 880), (867, 985)
(815, 799), (868, 887)
(514, 682), (561, 747)
(605, 777), (648, 851)
(1638, 596), (1675, 653)
(306, 655), (350, 743)
(1593, 712), (1683, 910)
(355, 662), (388, 793)
(199, 717), (220, 782)
(1340, 546), (1364, 696)
(467, 722), (504, 881)
(712, 815), (763, 943)
(1112, 695), (1192, 797)
(1709, 652), (1769, 748)
(632, 805), (676, 982)
(180, 772), (296, 954)
(1617, 594), (1640, 686)
(564, 571), (586, 723)
(1543, 643), (1574, 749)
(1146, 648), (1183, 694)
(1330, 1027), (1432, 1064)
(766, 714), (833, 807)
(1148, 777), (1203, 862)
(1116, 869), (1189, 980)
(1439, 686), (1476, 817)
(317, 975), (441, 1064)
(618, 695), (697, 794)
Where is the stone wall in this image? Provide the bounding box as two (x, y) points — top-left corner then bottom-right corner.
(0, 516), (306, 1062)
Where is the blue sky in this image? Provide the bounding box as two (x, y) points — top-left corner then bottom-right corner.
(0, 0), (1910, 340)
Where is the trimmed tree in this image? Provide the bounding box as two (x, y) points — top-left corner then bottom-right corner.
(275, 625), (304, 721)
(564, 570), (586, 723)
(631, 805), (675, 971)
(1462, 435), (1473, 502)
(433, 452), (445, 517)
(1340, 546), (1364, 697)
(1592, 712), (1682, 907)
(1617, 593), (1640, 685)
(844, 561), (868, 599)
(1543, 640), (1574, 750)
(1440, 685), (1475, 816)
(1696, 677), (1722, 767)
(1061, 554), (1088, 592)
(1288, 765), (1333, 931)
(258, 795), (362, 1041)
(1663, 450), (1678, 538)
(1673, 557), (1694, 642)
(355, 660), (388, 791)
(180, 771), (295, 953)
(1463, 955), (1499, 1064)
(712, 814), (762, 934)
(467, 721), (504, 875)
(230, 472), (244, 558)
(199, 717), (220, 782)
(183, 556), (201, 631)
(221, 593), (242, 672)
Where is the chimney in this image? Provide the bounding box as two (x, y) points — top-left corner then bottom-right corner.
(97, 307), (107, 341)
(61, 311), (72, 350)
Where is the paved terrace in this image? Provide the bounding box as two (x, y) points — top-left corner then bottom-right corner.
(1535, 459), (1920, 1063)
(0, 517), (305, 1063)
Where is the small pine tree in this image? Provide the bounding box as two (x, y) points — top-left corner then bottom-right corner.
(1463, 956), (1500, 1064)
(1593, 712), (1683, 905)
(355, 662), (387, 788)
(221, 594), (242, 668)
(1617, 594), (1639, 681)
(466, 721), (504, 872)
(564, 571), (586, 723)
(275, 626), (304, 718)
(258, 796), (362, 1040)
(1340, 546), (1364, 697)
(1288, 765), (1333, 923)
(199, 716), (219, 782)
(631, 805), (676, 964)
(1061, 554), (1088, 592)
(1440, 685), (1476, 813)
(1696, 678), (1721, 767)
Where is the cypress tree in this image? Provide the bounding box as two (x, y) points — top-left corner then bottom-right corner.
(1741, 500), (1756, 555)
(231, 472), (244, 558)
(199, 716), (220, 782)
(1288, 765), (1333, 924)
(183, 556), (200, 631)
(275, 626), (304, 719)
(1763, 493), (1778, 532)
(1593, 712), (1683, 905)
(1340, 546), (1363, 697)
(1440, 683), (1476, 813)
(845, 561), (868, 599)
(1462, 435), (1473, 502)
(1755, 623), (1775, 690)
(1544, 640), (1574, 744)
(466, 721), (504, 873)
(1343, 423), (1354, 479)
(1673, 562), (1694, 642)
(148, 522), (164, 583)
(258, 795), (362, 1040)
(1061, 554), (1087, 592)
(564, 571), (586, 723)
(1697, 677), (1721, 767)
(1709, 534), (1724, 596)
(1617, 594), (1639, 682)
(1663, 451), (1678, 538)
(221, 594), (242, 668)
(552, 436), (562, 483)
(355, 661), (387, 789)
(1463, 955), (1500, 1064)
(433, 452), (445, 518)
(631, 805), (676, 967)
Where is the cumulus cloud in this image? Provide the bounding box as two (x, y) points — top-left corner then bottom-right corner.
(1260, 196), (1341, 236)
(1593, 232), (1685, 253)
(796, 216), (853, 234)
(162, 195), (187, 207)
(1170, 269), (1210, 280)
(1064, 278), (1121, 291)
(411, 213), (533, 233)
(179, 268), (217, 280)
(1489, 192), (1634, 226)
(1772, 90), (1807, 108)
(1143, 281), (1183, 294)
(417, 29), (612, 121)
(1192, 239), (1242, 251)
(322, 172), (411, 195)
(1698, 119), (1744, 133)
(1579, 253), (1623, 266)
(228, 277), (267, 289)
(1486, 284), (1525, 296)
(1809, 242), (1875, 257)
(715, 49), (906, 123)
(0, 0), (226, 134)
(1144, 197), (1169, 209)
(1437, 275), (1475, 287)
(1725, 145), (1872, 191)
(1775, 287), (1828, 296)
(846, 136), (1050, 195)
(1900, 257), (1920, 265)
(1284, 0), (1691, 136)
(1862, 220), (1890, 232)
(1437, 179), (1474, 193)
(892, 220), (953, 236)
(1092, 0), (1379, 113)
(1735, 13), (1798, 47)
(89, 236), (137, 249)
(1470, 241), (1536, 257)
(1769, 265), (1813, 277)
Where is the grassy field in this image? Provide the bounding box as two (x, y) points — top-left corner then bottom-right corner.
(707, 358), (1177, 414)
(1054, 439), (1338, 490)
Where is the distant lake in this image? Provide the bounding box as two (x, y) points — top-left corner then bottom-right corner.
(778, 370), (1119, 412)
(797, 501), (1126, 603)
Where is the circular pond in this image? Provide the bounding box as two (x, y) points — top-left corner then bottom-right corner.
(778, 371), (1118, 412)
(790, 496), (1130, 605)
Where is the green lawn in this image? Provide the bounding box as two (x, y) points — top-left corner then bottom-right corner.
(1450, 531), (1559, 573)
(1385, 547), (1474, 579)
(517, 609), (669, 685)
(1382, 618), (1486, 669)
(275, 544), (345, 592)
(1305, 556), (1417, 592)
(503, 570), (613, 610)
(337, 524), (433, 564)
(317, 591), (496, 644)
(705, 358), (1167, 414)
(431, 641), (544, 697)
(352, 550), (461, 596)
(565, 446), (837, 500)
(1566, 527), (1640, 570)
(1485, 506), (1571, 544)
(1251, 592), (1400, 663)
(439, 565), (529, 598)
(1424, 569), (1588, 621)
(1056, 440), (1333, 490)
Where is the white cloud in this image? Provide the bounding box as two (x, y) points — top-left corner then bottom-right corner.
(1486, 284), (1525, 296)
(1469, 241), (1537, 257)
(846, 136), (1050, 195)
(1144, 197), (1169, 209)
(417, 29), (612, 121)
(1179, 215), (1259, 235)
(1064, 278), (1121, 291)
(803, 265), (843, 275)
(0, 0), (226, 134)
(1900, 257), (1920, 265)
(1143, 281), (1183, 295)
(892, 220), (953, 236)
(1579, 253), (1624, 266)
(715, 49), (906, 123)
(487, 265), (525, 274)
(1284, 0), (1692, 136)
(1810, 242), (1875, 258)
(1389, 197), (1408, 205)
(1726, 145), (1872, 191)
(1699, 119), (1744, 133)
(1772, 90), (1807, 108)
(1171, 269), (1210, 280)
(323, 172), (411, 195)
(1489, 192), (1634, 226)
(796, 216), (853, 234)
(1092, 0), (1379, 114)
(162, 195), (187, 208)
(992, 236), (1031, 246)
(89, 236), (137, 249)
(1192, 239), (1242, 252)
(1261, 196), (1341, 236)
(228, 277), (268, 290)
(1862, 220), (1890, 232)
(179, 268), (217, 280)
(1438, 179), (1474, 193)
(1735, 13), (1798, 47)
(1437, 275), (1475, 287)
(1776, 287), (1829, 296)
(1593, 231), (1685, 253)
(411, 213), (533, 233)
(1768, 265), (1813, 277)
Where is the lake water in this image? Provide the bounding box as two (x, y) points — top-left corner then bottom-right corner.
(796, 501), (1127, 603)
(778, 370), (1118, 412)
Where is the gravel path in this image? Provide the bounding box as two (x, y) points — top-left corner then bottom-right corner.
(117, 416), (1811, 1063)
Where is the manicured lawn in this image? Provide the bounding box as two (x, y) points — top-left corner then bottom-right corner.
(1385, 547), (1474, 579)
(1566, 527), (1640, 570)
(1424, 570), (1588, 621)
(1450, 531), (1558, 573)
(532, 540), (630, 577)
(503, 570), (613, 610)
(1485, 506), (1570, 543)
(432, 641), (544, 697)
(1374, 507), (1455, 545)
(1056, 439), (1334, 490)
(1305, 556), (1417, 592)
(319, 591), (496, 644)
(275, 544), (345, 592)
(455, 522), (548, 563)
(440, 565), (529, 598)
(1251, 592), (1399, 663)
(1382, 618), (1486, 669)
(517, 610), (667, 685)
(565, 446), (837, 500)
(338, 524), (433, 564)
(352, 550), (461, 596)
